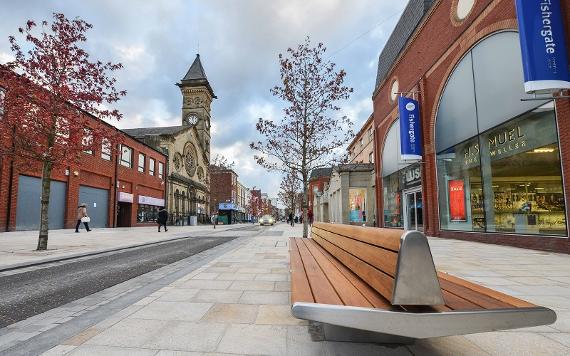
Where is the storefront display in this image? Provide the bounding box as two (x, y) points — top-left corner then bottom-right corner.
(349, 188), (366, 223)
(383, 163), (422, 228)
(437, 102), (566, 236)
(137, 204), (159, 223)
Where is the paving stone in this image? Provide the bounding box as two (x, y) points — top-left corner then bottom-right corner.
(254, 274), (289, 282)
(129, 301), (213, 322)
(229, 280), (275, 291)
(201, 304), (259, 324)
(192, 272), (220, 280)
(408, 335), (489, 356)
(179, 280), (232, 290)
(274, 281), (291, 292)
(285, 325), (324, 356)
(67, 344), (158, 355)
(215, 273), (256, 281)
(63, 327), (104, 346)
(240, 291), (290, 305)
(143, 321), (226, 352)
(86, 318), (168, 348)
(190, 290), (243, 304)
(40, 344), (77, 355)
(217, 324), (287, 355)
(156, 289), (200, 302)
(324, 341), (412, 356)
(542, 332), (570, 348)
(465, 331), (570, 355)
(256, 305), (306, 326)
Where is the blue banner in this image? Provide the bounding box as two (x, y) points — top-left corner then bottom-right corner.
(398, 96), (422, 161)
(515, 0), (570, 93)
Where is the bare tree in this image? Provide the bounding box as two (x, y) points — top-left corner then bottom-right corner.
(251, 37), (353, 237)
(278, 170), (301, 214)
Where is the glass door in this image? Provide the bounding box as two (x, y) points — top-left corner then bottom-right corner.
(403, 188), (423, 231)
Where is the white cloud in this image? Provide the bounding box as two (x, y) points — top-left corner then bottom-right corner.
(0, 52), (14, 64)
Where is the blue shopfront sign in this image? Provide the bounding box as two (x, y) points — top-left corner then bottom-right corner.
(218, 202), (237, 210)
(515, 0), (570, 93)
(398, 96), (423, 161)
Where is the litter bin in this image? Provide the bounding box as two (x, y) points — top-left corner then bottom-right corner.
(189, 215), (198, 226)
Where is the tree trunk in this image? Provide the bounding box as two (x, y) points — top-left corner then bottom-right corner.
(302, 175), (308, 238)
(37, 160), (53, 251)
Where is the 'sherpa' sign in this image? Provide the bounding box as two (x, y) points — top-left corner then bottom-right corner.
(398, 96), (423, 161)
(515, 0), (570, 93)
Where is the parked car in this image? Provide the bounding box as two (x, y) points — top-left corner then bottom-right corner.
(259, 215), (275, 226)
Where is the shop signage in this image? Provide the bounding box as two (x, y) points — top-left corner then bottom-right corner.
(448, 179), (466, 221)
(219, 202), (237, 210)
(118, 192), (133, 203)
(515, 0), (570, 93)
(398, 97), (423, 161)
(138, 195), (165, 207)
(399, 164), (422, 190)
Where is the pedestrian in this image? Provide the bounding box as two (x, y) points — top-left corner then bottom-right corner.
(362, 210), (367, 227)
(158, 207), (168, 232)
(308, 210), (314, 226)
(75, 203), (91, 233)
(211, 214), (217, 229)
(288, 212), (294, 227)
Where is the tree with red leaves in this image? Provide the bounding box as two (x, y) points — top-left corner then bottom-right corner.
(251, 37), (353, 238)
(0, 13), (125, 250)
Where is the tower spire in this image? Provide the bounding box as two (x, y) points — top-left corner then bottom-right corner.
(178, 54), (216, 98)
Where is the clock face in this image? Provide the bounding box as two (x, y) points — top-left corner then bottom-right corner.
(185, 114), (199, 126)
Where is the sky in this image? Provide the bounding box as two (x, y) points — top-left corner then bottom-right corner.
(0, 0), (407, 203)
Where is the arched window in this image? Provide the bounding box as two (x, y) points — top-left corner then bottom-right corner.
(435, 31), (565, 236)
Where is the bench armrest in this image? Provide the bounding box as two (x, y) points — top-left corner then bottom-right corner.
(392, 231), (445, 305)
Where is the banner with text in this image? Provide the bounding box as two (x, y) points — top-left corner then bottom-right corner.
(448, 179), (466, 222)
(398, 96), (423, 161)
(515, 0), (570, 93)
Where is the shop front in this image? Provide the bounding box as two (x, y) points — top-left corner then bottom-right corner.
(435, 31), (567, 239)
(382, 120), (423, 231)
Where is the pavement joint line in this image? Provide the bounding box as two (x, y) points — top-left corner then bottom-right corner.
(0, 233), (253, 356)
(0, 224), (258, 273)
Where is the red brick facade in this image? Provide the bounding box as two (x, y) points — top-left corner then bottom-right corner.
(209, 168), (237, 214)
(0, 77), (167, 231)
(308, 176), (330, 213)
(373, 0), (570, 253)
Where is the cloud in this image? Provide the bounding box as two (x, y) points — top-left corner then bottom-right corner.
(0, 0), (404, 197)
(0, 52), (14, 64)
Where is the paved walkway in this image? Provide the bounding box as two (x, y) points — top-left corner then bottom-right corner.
(1, 224), (569, 355)
(0, 223), (247, 270)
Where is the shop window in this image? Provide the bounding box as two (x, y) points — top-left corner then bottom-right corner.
(349, 188), (367, 223)
(101, 138), (111, 160)
(437, 103), (566, 236)
(137, 204), (159, 223)
(158, 162), (164, 179)
(82, 128), (93, 154)
(0, 87), (5, 118)
(149, 158), (155, 176)
(120, 145), (133, 168)
(138, 153), (145, 173)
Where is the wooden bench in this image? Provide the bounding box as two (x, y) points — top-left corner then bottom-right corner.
(289, 222), (556, 343)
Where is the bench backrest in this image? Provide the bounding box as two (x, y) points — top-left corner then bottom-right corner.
(311, 222), (444, 306)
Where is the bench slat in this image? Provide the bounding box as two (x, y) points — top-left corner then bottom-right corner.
(289, 238), (314, 304)
(439, 278), (513, 309)
(313, 222), (401, 252)
(295, 238), (344, 305)
(309, 239), (398, 310)
(312, 234), (394, 302)
(439, 272), (536, 308)
(312, 226), (398, 277)
(301, 239), (374, 308)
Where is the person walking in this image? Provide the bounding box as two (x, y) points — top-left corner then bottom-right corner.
(75, 203), (91, 233)
(308, 209), (314, 226)
(158, 207), (168, 232)
(288, 212), (294, 227)
(211, 214), (217, 229)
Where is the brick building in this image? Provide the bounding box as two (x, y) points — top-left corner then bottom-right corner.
(209, 166), (239, 224)
(373, 0), (570, 253)
(347, 114), (375, 164)
(308, 167), (333, 222)
(0, 83), (167, 231)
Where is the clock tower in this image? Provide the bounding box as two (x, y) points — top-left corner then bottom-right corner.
(177, 54), (216, 161)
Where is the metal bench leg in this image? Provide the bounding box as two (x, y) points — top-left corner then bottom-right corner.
(309, 322), (415, 344)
